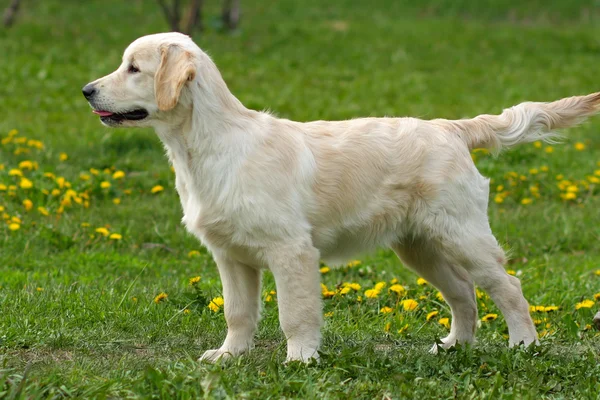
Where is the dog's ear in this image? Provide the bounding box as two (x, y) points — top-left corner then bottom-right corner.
(155, 44), (196, 111)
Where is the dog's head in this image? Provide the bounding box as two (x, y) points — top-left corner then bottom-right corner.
(83, 32), (198, 127)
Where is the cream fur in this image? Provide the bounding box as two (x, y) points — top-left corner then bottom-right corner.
(84, 32), (600, 362)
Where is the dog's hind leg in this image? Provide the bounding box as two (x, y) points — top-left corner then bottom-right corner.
(392, 240), (478, 353)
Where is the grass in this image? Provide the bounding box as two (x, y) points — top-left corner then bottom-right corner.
(1, 0), (600, 398)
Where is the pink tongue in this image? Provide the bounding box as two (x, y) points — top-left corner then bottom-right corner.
(93, 110), (114, 117)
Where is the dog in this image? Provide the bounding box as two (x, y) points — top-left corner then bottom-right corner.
(83, 32), (600, 363)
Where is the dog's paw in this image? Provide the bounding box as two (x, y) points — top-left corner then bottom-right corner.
(285, 346), (320, 364)
(199, 348), (234, 363)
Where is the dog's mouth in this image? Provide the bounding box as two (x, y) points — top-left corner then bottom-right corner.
(92, 109), (149, 122)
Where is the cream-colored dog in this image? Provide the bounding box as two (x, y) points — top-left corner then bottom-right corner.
(83, 32), (600, 363)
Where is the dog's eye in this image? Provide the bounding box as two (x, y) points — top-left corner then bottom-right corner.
(128, 64), (140, 74)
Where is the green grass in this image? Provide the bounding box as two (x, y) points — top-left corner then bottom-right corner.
(1, 0), (600, 398)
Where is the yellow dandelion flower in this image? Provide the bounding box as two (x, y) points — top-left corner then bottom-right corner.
(11, 217), (21, 224)
(189, 276), (201, 285)
(533, 141), (542, 149)
(436, 291), (444, 301)
(521, 198), (532, 205)
(184, 309), (191, 314)
(506, 270), (516, 276)
(545, 146), (553, 153)
(390, 278), (398, 284)
(417, 277), (428, 285)
(380, 306), (394, 314)
(347, 260), (361, 267)
(389, 284), (405, 294)
(188, 250), (201, 257)
(325, 311), (334, 318)
(439, 318), (450, 329)
(95, 227), (110, 236)
(595, 270), (600, 276)
(59, 153), (68, 161)
(494, 194), (504, 204)
(426, 310), (439, 321)
(374, 282), (386, 291)
(574, 142), (586, 151)
(151, 185), (164, 194)
(319, 266), (330, 274)
(588, 176), (600, 184)
(37, 207), (49, 216)
(112, 170), (125, 179)
(401, 299), (418, 311)
(18, 160), (34, 170)
(540, 165), (549, 172)
(113, 198), (121, 205)
(109, 233), (122, 240)
(529, 168), (538, 175)
(593, 293), (600, 301)
(8, 169), (22, 176)
(79, 173), (91, 181)
(343, 282), (361, 291)
(339, 287), (351, 295)
(0, 184), (6, 191)
(154, 292), (168, 303)
(561, 192), (577, 200)
(208, 296), (224, 312)
(100, 181), (111, 189)
(90, 168), (99, 175)
(496, 185), (504, 192)
(8, 223), (20, 231)
(81, 222), (90, 227)
(482, 313), (498, 322)
(566, 185), (578, 193)
(364, 289), (380, 299)
(544, 306), (559, 312)
(22, 199), (33, 211)
(397, 324), (409, 334)
(575, 299), (594, 310)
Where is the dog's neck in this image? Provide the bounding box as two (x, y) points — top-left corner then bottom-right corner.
(154, 76), (263, 204)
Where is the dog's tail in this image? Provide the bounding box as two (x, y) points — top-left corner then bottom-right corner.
(434, 92), (600, 152)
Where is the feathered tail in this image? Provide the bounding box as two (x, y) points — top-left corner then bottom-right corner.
(435, 92), (600, 152)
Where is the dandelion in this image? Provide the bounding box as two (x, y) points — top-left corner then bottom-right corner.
(18, 160), (34, 170)
(343, 282), (361, 291)
(37, 207), (49, 216)
(380, 306), (393, 314)
(506, 270), (516, 276)
(575, 300), (594, 310)
(593, 293), (600, 301)
(0, 184), (6, 191)
(339, 287), (351, 295)
(90, 168), (99, 175)
(389, 284), (405, 294)
(8, 169), (22, 176)
(426, 310), (439, 321)
(401, 299), (418, 311)
(540, 165), (549, 172)
(325, 311), (334, 318)
(151, 185), (164, 194)
(59, 153), (68, 161)
(545, 146), (554, 153)
(22, 199), (33, 211)
(79, 173), (91, 181)
(533, 141), (542, 149)
(109, 233), (122, 240)
(566, 185), (578, 193)
(95, 227), (110, 236)
(544, 306), (559, 312)
(439, 318), (450, 329)
(417, 277), (428, 285)
(184, 309), (191, 314)
(188, 250), (201, 257)
(529, 168), (538, 175)
(36, 287), (44, 292)
(208, 296), (224, 312)
(520, 198), (532, 205)
(321, 283), (336, 298)
(189, 276), (201, 285)
(374, 282), (386, 291)
(347, 260), (361, 267)
(100, 181), (111, 189)
(574, 142), (586, 151)
(436, 291), (444, 301)
(364, 289), (380, 299)
(561, 192), (577, 201)
(319, 266), (330, 274)
(595, 270), (600, 276)
(81, 222), (90, 227)
(482, 313), (498, 322)
(494, 194), (504, 204)
(154, 292), (168, 303)
(19, 178), (33, 189)
(112, 170), (125, 179)
(8, 223), (20, 231)
(113, 198), (121, 205)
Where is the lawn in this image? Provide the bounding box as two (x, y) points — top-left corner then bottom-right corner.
(1, 0), (600, 398)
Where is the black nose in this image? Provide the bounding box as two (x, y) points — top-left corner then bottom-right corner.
(82, 84), (96, 99)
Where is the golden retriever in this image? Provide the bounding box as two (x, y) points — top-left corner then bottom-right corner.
(83, 32), (600, 362)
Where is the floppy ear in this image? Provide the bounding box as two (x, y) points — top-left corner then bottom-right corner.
(154, 44), (196, 111)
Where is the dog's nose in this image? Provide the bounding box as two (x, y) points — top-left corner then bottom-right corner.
(82, 84), (96, 99)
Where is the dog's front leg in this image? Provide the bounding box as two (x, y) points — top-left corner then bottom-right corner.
(266, 243), (322, 363)
(200, 254), (261, 362)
